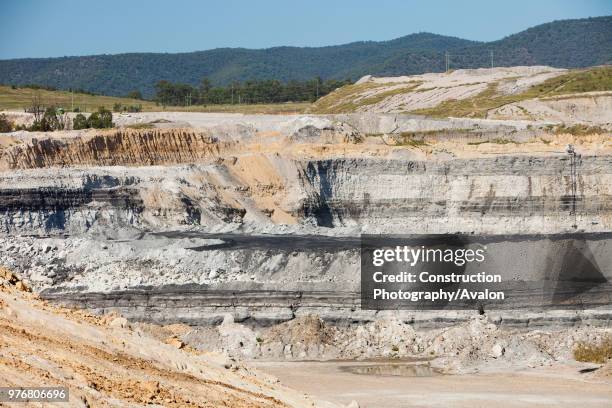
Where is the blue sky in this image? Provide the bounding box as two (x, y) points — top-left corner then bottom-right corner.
(0, 0), (610, 59)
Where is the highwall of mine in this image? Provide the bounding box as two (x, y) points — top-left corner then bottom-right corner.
(1, 150), (610, 235)
(0, 116), (611, 327)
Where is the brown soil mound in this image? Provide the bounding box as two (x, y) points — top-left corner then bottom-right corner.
(0, 270), (335, 408)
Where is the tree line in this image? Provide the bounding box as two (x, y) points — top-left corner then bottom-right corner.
(153, 78), (352, 106)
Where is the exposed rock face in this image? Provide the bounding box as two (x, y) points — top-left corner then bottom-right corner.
(0, 185), (144, 233)
(20, 232), (607, 326)
(0, 128), (229, 170)
(301, 155), (612, 231)
(0, 114), (610, 327)
(311, 66), (612, 124)
(1, 149), (610, 234)
(313, 66), (566, 114)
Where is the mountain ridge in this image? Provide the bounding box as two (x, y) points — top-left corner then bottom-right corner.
(0, 16), (609, 97)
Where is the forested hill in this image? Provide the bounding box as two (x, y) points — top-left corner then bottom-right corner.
(0, 16), (609, 98)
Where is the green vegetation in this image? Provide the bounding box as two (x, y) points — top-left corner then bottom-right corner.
(154, 78), (351, 106)
(112, 102), (142, 113)
(413, 66), (612, 118)
(179, 101), (311, 114)
(0, 86), (312, 114)
(0, 17), (608, 97)
(309, 82), (386, 113)
(552, 123), (608, 136)
(17, 98), (72, 132)
(398, 138), (428, 148)
(0, 113), (12, 132)
(126, 90), (143, 100)
(538, 66), (612, 94)
(72, 107), (114, 130)
(125, 122), (154, 129)
(574, 337), (612, 364)
(72, 114), (87, 130)
(85, 107), (113, 129)
(29, 107), (66, 131)
(12, 83), (97, 96)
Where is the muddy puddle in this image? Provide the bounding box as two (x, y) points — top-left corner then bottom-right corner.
(340, 362), (442, 377)
(252, 361), (612, 408)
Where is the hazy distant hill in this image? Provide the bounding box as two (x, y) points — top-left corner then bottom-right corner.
(0, 16), (609, 98)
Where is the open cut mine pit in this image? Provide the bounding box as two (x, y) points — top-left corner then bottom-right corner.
(0, 7), (611, 403)
(1, 106), (611, 407)
(1, 113), (611, 323)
